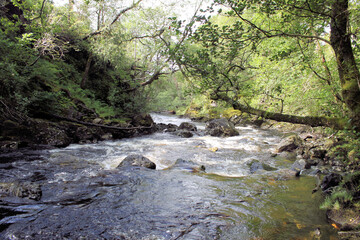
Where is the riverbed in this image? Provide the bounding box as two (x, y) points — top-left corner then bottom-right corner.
(0, 114), (338, 239)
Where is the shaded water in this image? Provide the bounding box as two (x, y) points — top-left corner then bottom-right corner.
(0, 114), (338, 239)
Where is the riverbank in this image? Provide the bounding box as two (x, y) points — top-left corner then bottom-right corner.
(1, 111), (359, 238)
(0, 113), (340, 239)
(181, 109), (360, 238)
(0, 113), (156, 153)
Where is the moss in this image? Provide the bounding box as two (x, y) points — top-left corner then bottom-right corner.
(342, 79), (359, 91)
(222, 108), (242, 119)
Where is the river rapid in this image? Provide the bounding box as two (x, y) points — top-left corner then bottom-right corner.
(0, 114), (338, 239)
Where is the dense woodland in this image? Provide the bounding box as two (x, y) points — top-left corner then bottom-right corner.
(1, 0), (360, 228)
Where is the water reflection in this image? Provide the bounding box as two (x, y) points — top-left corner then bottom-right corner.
(0, 114), (338, 239)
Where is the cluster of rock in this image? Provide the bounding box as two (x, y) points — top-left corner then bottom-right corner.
(274, 133), (346, 175)
(0, 114), (156, 152)
(274, 131), (360, 234)
(156, 118), (239, 138)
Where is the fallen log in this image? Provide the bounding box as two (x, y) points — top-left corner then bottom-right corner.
(214, 93), (347, 130)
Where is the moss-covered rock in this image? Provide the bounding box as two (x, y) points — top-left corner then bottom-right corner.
(205, 118), (239, 137)
(276, 135), (303, 153)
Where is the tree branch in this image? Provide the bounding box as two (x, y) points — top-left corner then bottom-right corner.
(31, 0), (47, 21)
(83, 0), (143, 40)
(229, 5), (331, 45)
(213, 93), (345, 129)
(124, 70), (168, 93)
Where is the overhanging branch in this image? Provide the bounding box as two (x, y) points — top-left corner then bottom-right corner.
(83, 0), (143, 40)
(214, 93), (345, 129)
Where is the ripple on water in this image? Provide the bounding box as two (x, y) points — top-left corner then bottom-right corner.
(0, 114), (339, 239)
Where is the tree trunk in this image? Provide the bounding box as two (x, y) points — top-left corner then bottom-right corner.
(214, 94), (346, 129)
(68, 0), (74, 24)
(330, 0), (360, 127)
(81, 53), (93, 89)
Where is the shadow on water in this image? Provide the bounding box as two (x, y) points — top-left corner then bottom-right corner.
(0, 114), (338, 239)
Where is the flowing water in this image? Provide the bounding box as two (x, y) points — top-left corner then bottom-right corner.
(0, 114), (338, 239)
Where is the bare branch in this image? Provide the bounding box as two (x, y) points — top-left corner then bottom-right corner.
(124, 70), (169, 93)
(31, 0), (47, 21)
(83, 0), (143, 40)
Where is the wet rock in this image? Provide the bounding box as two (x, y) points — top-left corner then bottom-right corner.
(0, 182), (42, 201)
(167, 158), (206, 172)
(327, 208), (360, 231)
(92, 118), (103, 124)
(320, 173), (343, 193)
(276, 135), (303, 153)
(305, 158), (320, 169)
(247, 160), (277, 174)
(310, 149), (327, 159)
(179, 122), (197, 132)
(291, 159), (306, 171)
(176, 130), (193, 138)
(290, 159), (307, 176)
(75, 126), (99, 144)
(0, 141), (19, 152)
(338, 231), (360, 240)
(131, 114), (154, 127)
(101, 133), (113, 141)
(117, 154), (156, 169)
(156, 123), (178, 133)
(205, 119), (239, 137)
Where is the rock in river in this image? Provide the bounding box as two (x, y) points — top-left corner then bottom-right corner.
(179, 122), (197, 132)
(205, 118), (239, 137)
(276, 134), (303, 153)
(117, 154), (156, 169)
(166, 158), (206, 173)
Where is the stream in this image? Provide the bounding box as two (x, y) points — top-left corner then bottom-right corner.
(0, 114), (338, 239)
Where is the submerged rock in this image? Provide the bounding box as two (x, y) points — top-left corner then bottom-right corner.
(117, 154), (156, 169)
(205, 119), (239, 137)
(247, 159), (277, 174)
(167, 158), (206, 173)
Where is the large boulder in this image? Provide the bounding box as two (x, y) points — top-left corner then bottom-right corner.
(156, 123), (178, 133)
(176, 130), (193, 138)
(276, 135), (303, 153)
(205, 119), (239, 137)
(179, 122), (197, 132)
(117, 154), (156, 169)
(131, 114), (154, 127)
(320, 172), (343, 193)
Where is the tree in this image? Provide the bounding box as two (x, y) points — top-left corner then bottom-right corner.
(173, 0), (360, 129)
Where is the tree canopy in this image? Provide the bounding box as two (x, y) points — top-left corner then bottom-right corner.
(0, 0), (360, 130)
(169, 0), (360, 129)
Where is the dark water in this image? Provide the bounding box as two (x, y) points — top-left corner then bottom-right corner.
(0, 114), (338, 239)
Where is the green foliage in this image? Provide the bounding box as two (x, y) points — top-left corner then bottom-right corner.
(321, 172), (360, 211)
(320, 188), (353, 210)
(328, 130), (360, 169)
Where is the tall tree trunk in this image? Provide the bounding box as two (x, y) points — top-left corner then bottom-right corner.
(330, 0), (360, 127)
(81, 52), (93, 89)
